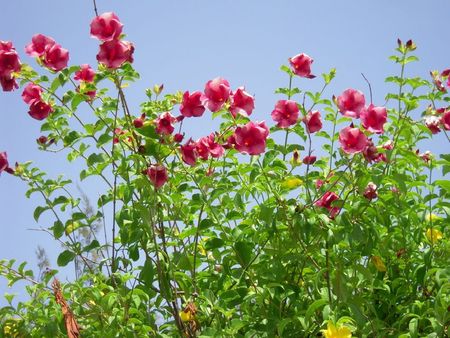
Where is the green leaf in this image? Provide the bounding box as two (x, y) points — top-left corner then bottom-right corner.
(57, 250), (76, 267)
(33, 206), (49, 222)
(234, 241), (253, 267)
(305, 298), (328, 322)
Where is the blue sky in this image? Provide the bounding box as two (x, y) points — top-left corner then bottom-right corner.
(1, 0), (449, 298)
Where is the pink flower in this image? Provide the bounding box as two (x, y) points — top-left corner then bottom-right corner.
(180, 139), (197, 166)
(37, 136), (48, 144)
(74, 64), (95, 83)
(0, 41), (21, 77)
(0, 41), (20, 92)
(97, 40), (134, 69)
(25, 34), (55, 57)
(360, 104), (387, 133)
(382, 140), (394, 150)
(419, 150), (432, 164)
(0, 152), (9, 174)
(234, 121), (270, 155)
(42, 43), (69, 72)
(180, 91), (205, 117)
(424, 116), (441, 134)
(0, 76), (18, 92)
(303, 155), (316, 164)
(133, 113), (145, 128)
(230, 87), (255, 117)
(28, 99), (53, 120)
(288, 53), (315, 78)
(339, 126), (368, 154)
(337, 89), (365, 118)
(90, 12), (123, 41)
(271, 100), (299, 128)
(315, 191), (340, 218)
(202, 133), (224, 158)
(363, 182), (378, 200)
(174, 133), (184, 143)
(147, 165), (168, 189)
(195, 137), (210, 160)
(22, 83), (43, 104)
(303, 110), (322, 133)
(203, 77), (231, 112)
(155, 112), (176, 135)
(441, 110), (450, 130)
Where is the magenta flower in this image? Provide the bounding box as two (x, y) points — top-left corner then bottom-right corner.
(288, 53), (315, 78)
(25, 34), (55, 57)
(337, 89), (365, 118)
(90, 12), (124, 41)
(271, 100), (299, 128)
(234, 121), (269, 155)
(203, 77), (231, 112)
(97, 40), (134, 69)
(155, 112), (176, 135)
(230, 87), (255, 117)
(339, 126), (368, 154)
(360, 104), (387, 134)
(180, 91), (205, 118)
(180, 139), (198, 166)
(74, 64), (96, 83)
(303, 110), (322, 133)
(147, 165), (168, 189)
(22, 83), (43, 104)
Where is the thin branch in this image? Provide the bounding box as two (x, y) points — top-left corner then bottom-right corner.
(361, 73), (373, 104)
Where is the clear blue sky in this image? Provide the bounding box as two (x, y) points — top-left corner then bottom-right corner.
(1, 0), (449, 298)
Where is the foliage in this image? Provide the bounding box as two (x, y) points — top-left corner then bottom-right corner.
(0, 12), (449, 338)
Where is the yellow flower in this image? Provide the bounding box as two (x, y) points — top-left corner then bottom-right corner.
(426, 228), (443, 243)
(371, 256), (387, 272)
(425, 213), (441, 222)
(281, 177), (303, 190)
(321, 321), (352, 338)
(179, 309), (194, 322)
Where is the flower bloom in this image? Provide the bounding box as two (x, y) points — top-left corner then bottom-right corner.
(203, 77), (231, 112)
(25, 34), (55, 57)
(271, 100), (299, 128)
(133, 113), (145, 128)
(74, 64), (96, 82)
(303, 155), (316, 165)
(440, 110), (450, 130)
(288, 53), (315, 78)
(360, 104), (387, 133)
(90, 12), (123, 41)
(0, 152), (10, 174)
(197, 133), (224, 159)
(42, 43), (69, 72)
(363, 182), (378, 200)
(426, 228), (443, 243)
(234, 121), (270, 155)
(303, 110), (322, 133)
(26, 34), (69, 72)
(21, 83), (43, 104)
(230, 87), (255, 117)
(180, 91), (205, 117)
(339, 126), (368, 154)
(371, 256), (387, 272)
(155, 112), (176, 135)
(147, 165), (168, 189)
(0, 41), (21, 92)
(315, 191), (340, 218)
(281, 177), (303, 189)
(424, 115), (441, 134)
(0, 76), (18, 91)
(28, 99), (53, 120)
(180, 139), (197, 166)
(173, 133), (184, 143)
(97, 40), (134, 69)
(337, 89), (365, 118)
(321, 321), (352, 338)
